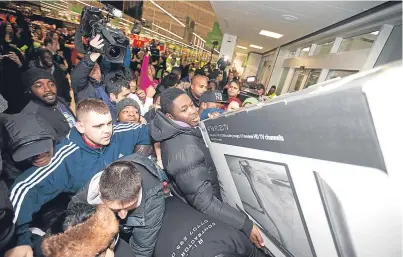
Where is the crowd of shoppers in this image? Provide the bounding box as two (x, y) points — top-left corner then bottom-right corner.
(0, 9), (275, 257)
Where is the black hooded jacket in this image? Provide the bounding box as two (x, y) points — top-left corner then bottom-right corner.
(21, 97), (74, 142)
(185, 87), (201, 107)
(154, 197), (265, 257)
(0, 115), (15, 253)
(1, 112), (56, 187)
(150, 110), (253, 237)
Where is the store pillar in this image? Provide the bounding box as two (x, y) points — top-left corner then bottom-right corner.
(218, 33), (237, 62)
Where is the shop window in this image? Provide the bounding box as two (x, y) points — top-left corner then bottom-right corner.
(304, 70), (321, 89)
(299, 47), (310, 57)
(338, 31), (379, 52)
(288, 50), (297, 58)
(314, 41), (334, 56)
(276, 67), (290, 94)
(326, 70), (357, 80)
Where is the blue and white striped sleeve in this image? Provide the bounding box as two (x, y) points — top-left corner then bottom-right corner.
(113, 123), (151, 146)
(9, 142), (79, 246)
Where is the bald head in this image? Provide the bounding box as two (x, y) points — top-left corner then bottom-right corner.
(190, 75), (208, 98)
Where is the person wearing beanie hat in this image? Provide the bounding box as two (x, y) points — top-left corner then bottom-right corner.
(116, 98), (144, 124)
(29, 49), (72, 104)
(150, 88), (264, 250)
(242, 97), (259, 107)
(20, 67), (76, 142)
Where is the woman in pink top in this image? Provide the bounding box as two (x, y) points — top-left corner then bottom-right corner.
(139, 51), (158, 90)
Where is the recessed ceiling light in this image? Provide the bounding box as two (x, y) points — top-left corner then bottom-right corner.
(259, 30), (283, 39)
(237, 45), (247, 50)
(371, 31), (379, 35)
(250, 44), (263, 50)
(302, 47), (310, 51)
(282, 14), (298, 22)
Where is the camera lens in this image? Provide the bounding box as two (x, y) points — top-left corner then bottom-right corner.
(108, 46), (121, 58)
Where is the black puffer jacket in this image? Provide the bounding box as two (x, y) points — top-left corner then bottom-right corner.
(150, 110), (253, 237)
(0, 115), (15, 253)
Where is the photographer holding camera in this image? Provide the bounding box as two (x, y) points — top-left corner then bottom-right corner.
(71, 34), (120, 118)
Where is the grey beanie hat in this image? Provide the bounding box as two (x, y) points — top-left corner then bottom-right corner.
(116, 98), (141, 117)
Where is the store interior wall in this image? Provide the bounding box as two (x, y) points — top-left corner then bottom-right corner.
(374, 24), (402, 67)
(267, 48), (289, 89)
(232, 52), (247, 76)
(242, 52), (262, 78)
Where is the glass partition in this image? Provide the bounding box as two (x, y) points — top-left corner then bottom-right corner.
(326, 70), (358, 80)
(314, 41), (334, 56)
(338, 31), (378, 52)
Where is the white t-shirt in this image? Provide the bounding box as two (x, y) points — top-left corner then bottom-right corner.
(128, 93), (153, 116)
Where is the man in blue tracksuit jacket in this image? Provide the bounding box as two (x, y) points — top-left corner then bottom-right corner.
(6, 99), (154, 257)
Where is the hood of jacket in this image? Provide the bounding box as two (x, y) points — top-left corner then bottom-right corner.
(150, 110), (202, 143)
(4, 112), (56, 153)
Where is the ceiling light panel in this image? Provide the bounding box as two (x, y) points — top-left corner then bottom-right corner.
(249, 44), (263, 50)
(259, 30), (283, 39)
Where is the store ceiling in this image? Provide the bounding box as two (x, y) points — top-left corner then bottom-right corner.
(142, 1), (216, 42)
(210, 1), (386, 54)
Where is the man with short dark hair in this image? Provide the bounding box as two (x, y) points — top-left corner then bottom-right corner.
(70, 155), (166, 257)
(181, 69), (194, 83)
(20, 67), (75, 141)
(186, 75), (208, 107)
(268, 85), (277, 99)
(171, 66), (182, 81)
(105, 73), (131, 104)
(104, 72), (131, 122)
(43, 38), (56, 54)
(5, 99), (153, 257)
(150, 88), (264, 250)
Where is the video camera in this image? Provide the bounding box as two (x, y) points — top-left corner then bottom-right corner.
(217, 57), (231, 71)
(75, 4), (129, 63)
(148, 39), (160, 61)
